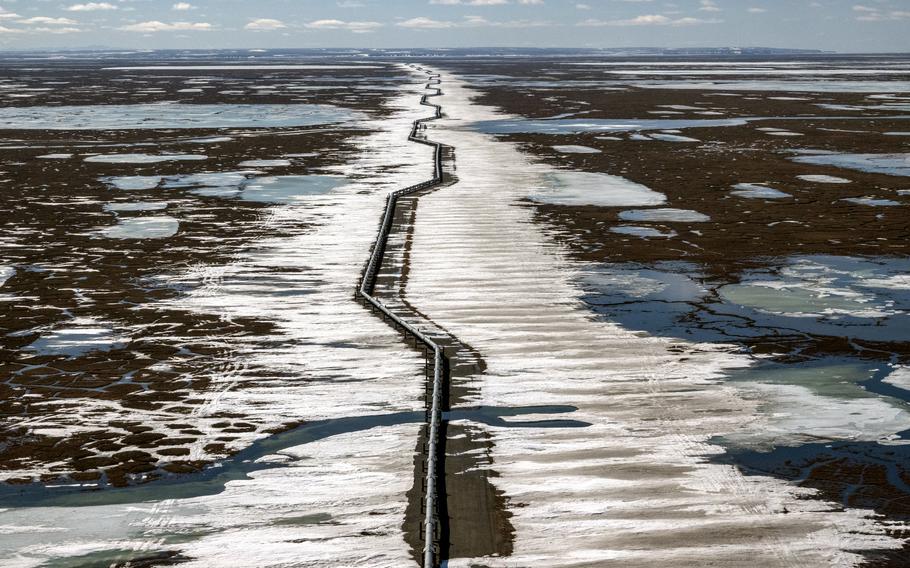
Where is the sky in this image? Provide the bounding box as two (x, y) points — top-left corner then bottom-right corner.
(0, 0), (908, 52)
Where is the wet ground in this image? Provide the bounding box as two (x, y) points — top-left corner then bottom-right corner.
(1, 51), (910, 567)
(428, 54), (910, 565)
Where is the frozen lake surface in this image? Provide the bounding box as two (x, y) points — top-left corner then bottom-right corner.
(0, 103), (364, 130)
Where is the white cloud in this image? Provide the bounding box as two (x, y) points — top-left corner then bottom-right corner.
(576, 3), (591, 9)
(852, 4), (910, 21)
(398, 15), (548, 28)
(0, 25), (23, 33)
(119, 21), (213, 32)
(397, 16), (455, 28)
(65, 2), (117, 11)
(699, 0), (721, 12)
(747, 7), (766, 13)
(31, 26), (82, 34)
(429, 0), (511, 4)
(337, 0), (365, 6)
(305, 19), (383, 32)
(0, 10), (21, 21)
(172, 2), (195, 10)
(579, 14), (721, 26)
(518, 0), (544, 4)
(244, 18), (286, 30)
(18, 16), (79, 25)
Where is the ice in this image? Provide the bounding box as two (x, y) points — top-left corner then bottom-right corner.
(637, 80), (910, 92)
(618, 208), (710, 223)
(99, 216), (180, 239)
(189, 136), (234, 144)
(473, 117), (749, 135)
(103, 202), (168, 212)
(731, 183), (791, 199)
(86, 154), (207, 164)
(551, 145), (601, 154)
(102, 176), (163, 190)
(792, 152), (910, 177)
(648, 133), (701, 142)
(159, 172), (347, 204)
(24, 318), (127, 358)
(104, 65), (384, 70)
(0, 265), (13, 288)
(797, 174), (851, 184)
(36, 153), (73, 159)
(717, 255), (910, 327)
(238, 159), (292, 167)
(610, 225), (677, 238)
(842, 197), (901, 206)
(0, 104), (364, 130)
(401, 70), (898, 566)
(884, 367), (910, 392)
(530, 171), (667, 207)
(240, 175), (347, 204)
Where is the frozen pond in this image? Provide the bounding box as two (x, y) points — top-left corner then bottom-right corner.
(240, 176), (347, 203)
(529, 171), (666, 207)
(100, 216), (180, 239)
(161, 172), (347, 204)
(610, 225), (676, 238)
(24, 318), (127, 358)
(842, 197), (901, 206)
(103, 202), (168, 212)
(87, 154), (207, 164)
(637, 80), (910, 92)
(0, 104), (364, 130)
(731, 183), (791, 199)
(473, 117), (748, 135)
(618, 208), (710, 223)
(579, 255), (910, 344)
(103, 176), (163, 190)
(0, 265), (13, 287)
(792, 152), (910, 177)
(551, 145), (601, 154)
(238, 159), (293, 167)
(717, 256), (910, 342)
(797, 174), (851, 184)
(648, 133), (701, 142)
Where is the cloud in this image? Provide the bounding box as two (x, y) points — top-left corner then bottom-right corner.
(172, 2), (195, 10)
(429, 0), (510, 4)
(747, 7), (766, 13)
(699, 0), (721, 12)
(119, 21), (213, 32)
(397, 16), (455, 28)
(65, 2), (117, 11)
(336, 0), (365, 6)
(18, 17), (79, 26)
(244, 18), (287, 30)
(0, 9), (21, 20)
(398, 15), (549, 28)
(31, 26), (83, 34)
(0, 25), (23, 33)
(305, 19), (383, 32)
(579, 14), (721, 26)
(576, 3), (591, 9)
(852, 5), (910, 21)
